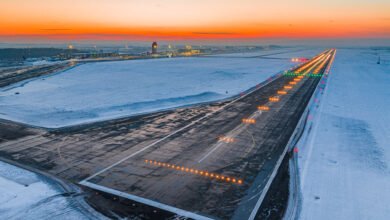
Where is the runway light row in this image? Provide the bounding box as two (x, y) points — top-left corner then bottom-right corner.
(144, 160), (243, 185)
(296, 54), (327, 74)
(258, 105), (270, 111)
(218, 135), (235, 143)
(269, 96), (280, 102)
(277, 90), (287, 95)
(283, 72), (323, 77)
(313, 54), (331, 74)
(291, 58), (300, 62)
(242, 118), (256, 124)
(295, 54), (325, 73)
(244, 51), (332, 144)
(260, 60), (308, 113)
(275, 51), (332, 117)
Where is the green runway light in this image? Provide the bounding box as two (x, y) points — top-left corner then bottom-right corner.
(283, 72), (323, 78)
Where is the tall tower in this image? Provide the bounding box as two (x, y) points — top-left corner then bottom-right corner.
(152, 42), (158, 54)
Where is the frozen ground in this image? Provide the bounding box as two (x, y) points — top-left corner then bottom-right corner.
(0, 161), (92, 219)
(0, 47), (321, 128)
(297, 48), (390, 219)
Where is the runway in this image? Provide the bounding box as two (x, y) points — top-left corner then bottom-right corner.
(0, 49), (335, 219)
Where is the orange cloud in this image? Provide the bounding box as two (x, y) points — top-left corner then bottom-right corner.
(0, 0), (389, 41)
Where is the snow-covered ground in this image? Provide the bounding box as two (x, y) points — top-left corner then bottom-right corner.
(298, 48), (390, 219)
(0, 161), (92, 219)
(0, 47), (321, 128)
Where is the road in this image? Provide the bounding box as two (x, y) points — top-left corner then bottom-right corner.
(0, 62), (74, 87)
(0, 49), (335, 219)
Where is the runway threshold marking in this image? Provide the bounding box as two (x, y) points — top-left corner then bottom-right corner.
(80, 68), (282, 183)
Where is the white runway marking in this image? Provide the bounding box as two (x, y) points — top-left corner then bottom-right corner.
(79, 181), (213, 220)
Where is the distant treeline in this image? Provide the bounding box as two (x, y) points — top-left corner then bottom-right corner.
(0, 48), (82, 60)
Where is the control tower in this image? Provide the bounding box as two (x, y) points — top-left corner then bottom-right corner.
(152, 42), (158, 54)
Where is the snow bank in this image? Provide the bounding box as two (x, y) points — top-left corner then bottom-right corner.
(0, 48), (321, 128)
(0, 161), (88, 219)
(297, 48), (390, 220)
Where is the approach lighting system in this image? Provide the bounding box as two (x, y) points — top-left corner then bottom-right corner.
(144, 160), (243, 185)
(269, 96), (280, 102)
(218, 135), (235, 143)
(258, 105), (270, 111)
(277, 90), (287, 95)
(242, 118), (256, 124)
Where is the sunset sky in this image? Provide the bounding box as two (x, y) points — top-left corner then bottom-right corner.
(1, 0), (389, 42)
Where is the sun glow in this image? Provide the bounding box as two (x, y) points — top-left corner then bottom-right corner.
(0, 0), (389, 41)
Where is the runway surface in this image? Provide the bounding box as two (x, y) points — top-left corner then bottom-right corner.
(0, 49), (335, 219)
